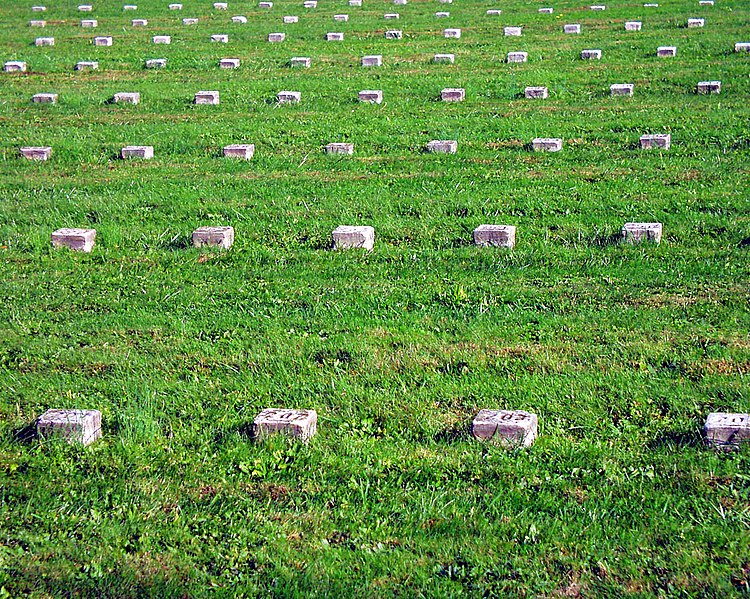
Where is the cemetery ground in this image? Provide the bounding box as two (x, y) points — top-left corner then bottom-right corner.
(0, 0), (749, 594)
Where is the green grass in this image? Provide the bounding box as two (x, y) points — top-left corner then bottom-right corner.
(1, 0), (749, 595)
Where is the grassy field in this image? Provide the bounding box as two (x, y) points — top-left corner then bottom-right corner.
(1, 0), (749, 595)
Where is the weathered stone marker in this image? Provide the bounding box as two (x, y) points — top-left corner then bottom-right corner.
(326, 32), (344, 41)
(37, 409), (101, 446)
(78, 4), (93, 10)
(30, 20), (46, 27)
(214, 1), (228, 8)
(564, 23), (581, 34)
(504, 26), (522, 36)
(385, 30), (402, 39)
(195, 90), (220, 104)
(75, 61), (99, 70)
(268, 32), (286, 42)
(687, 17), (704, 27)
(113, 92), (140, 104)
(94, 37), (113, 46)
(657, 46), (677, 57)
(334, 13), (349, 21)
(427, 140), (457, 154)
(232, 15), (248, 23)
(32, 93), (58, 103)
(384, 12), (400, 19)
(625, 21), (642, 31)
(349, 0), (362, 6)
(435, 12), (449, 17)
(699, 0), (713, 4)
(704, 413), (750, 450)
(473, 224), (516, 248)
(169, 3), (183, 9)
(644, 2), (658, 6)
(80, 19), (97, 27)
(132, 18), (147, 26)
(532, 138), (562, 152)
(303, 0), (317, 7)
(35, 36), (54, 46)
(277, 90), (301, 103)
(434, 53), (454, 63)
(444, 28), (461, 38)
(734, 42), (750, 52)
(640, 134), (671, 149)
(223, 144), (254, 159)
(539, 7), (553, 13)
(283, 15), (298, 22)
(32, 6), (47, 11)
(211, 34), (229, 43)
(152, 35), (171, 43)
(394, 0), (407, 4)
(507, 51), (527, 63)
(252, 408), (317, 442)
(124, 5), (138, 10)
(259, 1), (273, 7)
(145, 58), (166, 68)
(362, 54), (382, 66)
(525, 86), (548, 99)
(358, 90), (383, 103)
(290, 56), (310, 67)
(622, 222), (662, 243)
(332, 225), (374, 249)
(590, 4), (606, 9)
(4, 61), (27, 72)
(581, 49), (602, 60)
(441, 87), (465, 101)
(220, 58), (240, 68)
(472, 409), (537, 446)
(183, 17), (198, 24)
(610, 83), (634, 96)
(193, 226), (234, 249)
(326, 143), (354, 155)
(121, 145), (154, 159)
(696, 80), (721, 94)
(20, 146), (52, 160)
(486, 8), (501, 14)
(51, 228), (96, 252)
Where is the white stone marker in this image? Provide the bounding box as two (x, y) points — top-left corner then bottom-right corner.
(564, 23), (581, 34)
(35, 37), (54, 46)
(283, 15), (298, 23)
(290, 56), (310, 67)
(75, 61), (99, 70)
(640, 134), (671, 149)
(532, 138), (563, 152)
(232, 15), (248, 23)
(472, 410), (537, 446)
(182, 18), (198, 25)
(277, 90), (301, 103)
(30, 20), (46, 27)
(486, 9), (501, 15)
(132, 19), (147, 26)
(581, 49), (602, 59)
(94, 36), (113, 46)
(121, 145), (154, 158)
(394, 0), (407, 4)
(435, 12), (449, 17)
(326, 32), (344, 41)
(625, 21), (642, 31)
(145, 58), (166, 68)
(697, 80), (721, 94)
(687, 18), (704, 27)
(20, 146), (52, 160)
(334, 14), (349, 21)
(473, 224), (516, 247)
(220, 58), (240, 68)
(214, 2), (228, 8)
(169, 3), (183, 9)
(32, 93), (58, 103)
(268, 32), (286, 42)
(114, 92), (140, 104)
(252, 408), (317, 442)
(326, 143), (354, 155)
(80, 19), (97, 27)
(699, 0), (713, 4)
(362, 55), (382, 66)
(657, 46), (677, 57)
(211, 34), (229, 42)
(441, 87), (465, 101)
(504, 26), (522, 36)
(622, 222), (662, 243)
(704, 413), (750, 450)
(153, 35), (171, 43)
(259, 1), (273, 6)
(590, 4), (606, 9)
(124, 5), (137, 10)
(539, 7), (553, 13)
(51, 228), (96, 252)
(303, 0), (317, 7)
(31, 6), (47, 11)
(444, 28), (461, 38)
(223, 144), (254, 159)
(610, 83), (634, 96)
(384, 12), (400, 19)
(78, 4), (93, 11)
(5, 61), (27, 72)
(434, 53), (455, 63)
(735, 42), (750, 52)
(332, 225), (374, 249)
(358, 90), (383, 103)
(349, 0), (362, 6)
(507, 51), (527, 63)
(525, 86), (548, 99)
(195, 91), (220, 104)
(37, 409), (101, 446)
(193, 226), (234, 249)
(426, 140), (457, 154)
(385, 30), (402, 39)
(644, 2), (658, 5)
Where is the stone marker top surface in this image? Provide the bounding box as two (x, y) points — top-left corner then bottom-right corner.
(704, 413), (750, 450)
(472, 409), (538, 446)
(37, 408), (102, 446)
(253, 408), (318, 441)
(52, 227), (96, 237)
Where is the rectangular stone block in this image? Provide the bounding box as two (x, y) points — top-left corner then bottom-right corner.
(214, 2), (228, 8)
(169, 3), (183, 8)
(640, 134), (671, 149)
(657, 46), (677, 57)
(699, 0), (713, 4)
(349, 0), (362, 6)
(687, 18), (704, 27)
(182, 18), (198, 24)
(35, 37), (54, 46)
(444, 28), (461, 38)
(473, 224), (516, 248)
(434, 53), (454, 63)
(290, 56), (310, 67)
(153, 35), (171, 43)
(326, 143), (354, 155)
(696, 80), (720, 94)
(332, 225), (374, 249)
(622, 222), (662, 243)
(486, 9), (501, 15)
(4, 61), (27, 72)
(252, 408), (317, 442)
(334, 13), (349, 20)
(145, 58), (166, 68)
(303, 0), (317, 7)
(507, 51), (527, 63)
(259, 1), (273, 6)
(426, 140), (457, 154)
(20, 146), (52, 160)
(232, 15), (248, 23)
(78, 4), (93, 11)
(113, 92), (140, 104)
(358, 90), (383, 103)
(704, 413), (750, 450)
(192, 226), (234, 249)
(211, 34), (229, 43)
(132, 19), (148, 26)
(538, 7), (553, 13)
(268, 32), (286, 42)
(441, 87), (465, 101)
(438, 0), (452, 4)
(121, 145), (154, 158)
(736, 42), (750, 52)
(644, 3), (658, 5)
(525, 86), (548, 99)
(32, 6), (47, 11)
(384, 12), (400, 19)
(435, 11), (449, 17)
(504, 26), (522, 36)
(625, 21), (642, 31)
(283, 15), (298, 22)
(580, 48), (602, 59)
(362, 54), (382, 66)
(590, 4), (606, 9)
(51, 228), (96, 252)
(32, 93), (58, 103)
(277, 90), (301, 103)
(195, 90), (220, 104)
(80, 19), (97, 27)
(384, 30), (402, 39)
(564, 23), (581, 34)
(532, 137), (563, 151)
(610, 83), (634, 96)
(220, 58), (240, 68)
(75, 61), (98, 70)
(30, 20), (46, 26)
(37, 409), (101, 446)
(326, 32), (344, 41)
(472, 409), (537, 446)
(394, 0), (407, 4)
(124, 5), (138, 10)
(223, 144), (254, 159)
(94, 36), (113, 46)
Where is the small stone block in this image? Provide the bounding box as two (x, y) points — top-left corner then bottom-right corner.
(121, 145), (154, 158)
(349, 0), (362, 6)
(525, 86), (548, 99)
(472, 409), (537, 446)
(223, 144), (254, 159)
(80, 19), (97, 27)
(699, 0), (713, 4)
(145, 58), (166, 68)
(94, 36), (113, 46)
(735, 42), (750, 52)
(504, 26), (522, 36)
(704, 413), (750, 450)
(581, 49), (602, 59)
(696, 80), (721, 94)
(334, 14), (349, 20)
(384, 12), (400, 19)
(20, 146), (52, 160)
(590, 4), (606, 9)
(220, 58), (240, 68)
(644, 3), (658, 5)
(538, 7), (553, 13)
(30, 20), (46, 26)
(435, 11), (449, 17)
(622, 222), (662, 243)
(358, 90), (383, 103)
(640, 134), (671, 149)
(657, 46), (677, 57)
(438, 0), (452, 4)
(32, 93), (58, 103)
(564, 23), (581, 34)
(384, 30), (402, 39)
(303, 0), (317, 7)
(283, 15), (298, 22)
(277, 90), (301, 103)
(486, 9), (501, 15)
(426, 139), (457, 153)
(78, 4), (93, 11)
(32, 6), (47, 11)
(473, 224), (516, 248)
(214, 2), (228, 8)
(211, 34), (229, 43)
(51, 228), (96, 252)
(152, 35), (171, 43)
(625, 21), (642, 31)
(610, 83), (634, 96)
(195, 90), (220, 104)
(182, 18), (198, 24)
(326, 143), (354, 155)
(259, 1), (273, 6)
(434, 53), (454, 63)
(268, 32), (286, 42)
(35, 37), (54, 46)
(441, 87), (465, 101)
(124, 5), (138, 9)
(532, 138), (563, 152)
(75, 61), (98, 70)
(37, 409), (101, 446)
(687, 18), (704, 27)
(252, 408), (317, 442)
(192, 226), (235, 249)
(394, 0), (407, 4)
(326, 32), (344, 41)
(290, 56), (310, 67)
(169, 3), (183, 9)
(132, 19), (147, 26)
(5, 61), (28, 72)
(362, 54), (382, 66)
(444, 28), (461, 38)
(332, 225), (374, 249)
(232, 15), (248, 23)
(507, 51), (527, 63)
(113, 92), (140, 104)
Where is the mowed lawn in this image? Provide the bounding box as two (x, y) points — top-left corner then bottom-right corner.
(0, 0), (748, 595)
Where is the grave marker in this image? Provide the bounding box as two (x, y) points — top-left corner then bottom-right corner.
(473, 224), (516, 247)
(51, 228), (96, 252)
(132, 18), (147, 26)
(169, 3), (182, 8)
(444, 28), (461, 38)
(214, 2), (228, 9)
(644, 2), (658, 5)
(20, 146), (52, 160)
(259, 1), (273, 6)
(622, 222), (662, 243)
(504, 26), (522, 36)
(538, 7), (553, 13)
(211, 34), (229, 43)
(590, 4), (606, 9)
(94, 36), (113, 46)
(358, 90), (383, 103)
(525, 86), (548, 99)
(153, 35), (171, 43)
(362, 54), (382, 66)
(326, 143), (354, 155)
(232, 15), (247, 23)
(426, 140), (457, 153)
(29, 20), (46, 27)
(640, 134), (671, 149)
(220, 58), (240, 68)
(193, 226), (234, 249)
(507, 51), (527, 63)
(394, 0), (407, 4)
(121, 145), (154, 158)
(657, 46), (677, 57)
(532, 138), (562, 151)
(124, 4), (137, 9)
(332, 225), (374, 249)
(704, 413), (750, 450)
(441, 87), (465, 101)
(290, 56), (310, 67)
(252, 408), (317, 442)
(303, 0), (317, 7)
(699, 0), (713, 4)
(334, 14), (349, 21)
(687, 17), (704, 27)
(696, 80), (720, 94)
(486, 9), (501, 15)
(277, 90), (301, 103)
(37, 409), (101, 446)
(564, 23), (581, 34)
(223, 144), (254, 159)
(32, 93), (58, 103)
(78, 4), (93, 11)
(268, 32), (286, 41)
(384, 13), (400, 19)
(385, 30), (402, 39)
(80, 19), (98, 27)
(283, 15), (298, 22)
(113, 92), (140, 104)
(183, 18), (198, 24)
(195, 90), (220, 104)
(145, 58), (166, 68)
(349, 0), (362, 6)
(434, 53), (454, 63)
(35, 37), (54, 46)
(610, 83), (634, 96)
(75, 61), (99, 70)
(625, 21), (642, 30)
(435, 12), (449, 17)
(326, 32), (344, 41)
(472, 410), (537, 447)
(4, 61), (27, 72)
(31, 6), (47, 11)
(735, 42), (750, 52)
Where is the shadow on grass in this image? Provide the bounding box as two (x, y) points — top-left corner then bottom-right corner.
(647, 429), (702, 451)
(738, 236), (750, 247)
(434, 422), (470, 445)
(590, 232), (622, 247)
(13, 421), (37, 445)
(164, 234), (191, 250)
